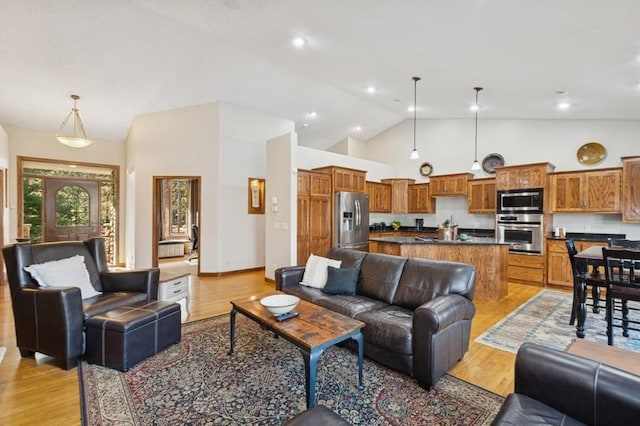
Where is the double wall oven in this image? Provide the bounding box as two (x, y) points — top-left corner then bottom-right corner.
(496, 188), (545, 254)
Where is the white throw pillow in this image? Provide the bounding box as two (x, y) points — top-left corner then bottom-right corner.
(24, 255), (101, 300)
(300, 254), (342, 289)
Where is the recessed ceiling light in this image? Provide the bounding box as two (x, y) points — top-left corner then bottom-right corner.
(556, 101), (571, 110)
(354, 126), (362, 132)
(292, 37), (307, 48)
(306, 111), (317, 118)
(469, 104), (479, 112)
(302, 123), (309, 128)
(366, 86), (376, 94)
(553, 90), (568, 95)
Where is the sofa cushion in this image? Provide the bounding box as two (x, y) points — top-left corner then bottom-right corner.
(300, 254), (342, 289)
(493, 393), (585, 426)
(326, 247), (368, 269)
(355, 306), (413, 355)
(83, 292), (148, 320)
(323, 266), (360, 296)
(283, 284), (325, 303)
(357, 252), (407, 304)
(393, 258), (476, 310)
(314, 294), (388, 318)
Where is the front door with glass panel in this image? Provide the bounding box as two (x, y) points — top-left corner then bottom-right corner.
(44, 178), (100, 241)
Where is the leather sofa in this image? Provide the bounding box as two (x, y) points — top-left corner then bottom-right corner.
(276, 247), (476, 389)
(492, 343), (640, 425)
(3, 237), (160, 369)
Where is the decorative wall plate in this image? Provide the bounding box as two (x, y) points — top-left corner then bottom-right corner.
(481, 153), (504, 174)
(577, 142), (606, 165)
(419, 162), (433, 177)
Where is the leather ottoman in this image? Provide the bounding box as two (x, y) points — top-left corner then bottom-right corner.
(85, 301), (181, 371)
(283, 406), (350, 425)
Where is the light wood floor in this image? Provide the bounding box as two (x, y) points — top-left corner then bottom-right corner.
(0, 271), (547, 425)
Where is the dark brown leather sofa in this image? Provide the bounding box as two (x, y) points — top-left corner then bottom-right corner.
(3, 237), (160, 369)
(276, 247), (476, 389)
(492, 343), (640, 425)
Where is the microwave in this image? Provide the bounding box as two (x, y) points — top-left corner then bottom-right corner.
(497, 188), (543, 213)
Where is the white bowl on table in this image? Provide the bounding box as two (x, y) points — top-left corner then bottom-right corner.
(260, 294), (300, 315)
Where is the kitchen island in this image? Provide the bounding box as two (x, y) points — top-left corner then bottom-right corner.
(370, 236), (509, 301)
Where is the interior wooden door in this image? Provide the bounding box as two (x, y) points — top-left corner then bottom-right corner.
(44, 178), (100, 241)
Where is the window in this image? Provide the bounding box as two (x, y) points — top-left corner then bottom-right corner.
(56, 185), (90, 226)
(168, 179), (191, 236)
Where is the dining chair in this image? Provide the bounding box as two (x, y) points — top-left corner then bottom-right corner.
(566, 239), (606, 325)
(602, 247), (640, 346)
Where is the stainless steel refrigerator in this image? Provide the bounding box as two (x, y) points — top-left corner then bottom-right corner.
(334, 191), (370, 250)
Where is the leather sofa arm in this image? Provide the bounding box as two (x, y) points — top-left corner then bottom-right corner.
(101, 268), (160, 300)
(500, 343), (640, 425)
(15, 287), (84, 362)
(413, 294), (475, 333)
(275, 266), (305, 291)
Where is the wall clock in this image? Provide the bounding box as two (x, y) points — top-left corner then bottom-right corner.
(481, 153), (505, 174)
(419, 162), (433, 177)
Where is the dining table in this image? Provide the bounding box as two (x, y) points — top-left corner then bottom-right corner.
(574, 245), (640, 338)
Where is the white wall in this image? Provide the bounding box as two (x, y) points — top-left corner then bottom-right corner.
(0, 126), (10, 245)
(3, 125), (126, 257)
(126, 102), (294, 272)
(366, 118), (640, 237)
(265, 133), (297, 280)
(327, 137), (368, 159)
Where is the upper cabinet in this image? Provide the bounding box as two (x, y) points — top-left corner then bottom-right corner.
(408, 183), (436, 213)
(313, 166), (366, 193)
(381, 178), (415, 213)
(495, 162), (555, 190)
(366, 181), (392, 213)
(622, 156), (640, 222)
(550, 168), (621, 213)
(467, 178), (496, 214)
(429, 173), (474, 196)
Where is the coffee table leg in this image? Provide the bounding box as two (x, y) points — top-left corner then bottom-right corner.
(228, 309), (237, 355)
(354, 332), (365, 391)
(300, 348), (322, 409)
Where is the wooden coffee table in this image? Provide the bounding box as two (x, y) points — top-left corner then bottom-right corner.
(229, 294), (365, 408)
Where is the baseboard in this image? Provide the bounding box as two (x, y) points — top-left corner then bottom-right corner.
(198, 266), (265, 277)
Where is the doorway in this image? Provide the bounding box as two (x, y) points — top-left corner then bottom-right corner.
(152, 176), (201, 277)
(18, 156), (119, 263)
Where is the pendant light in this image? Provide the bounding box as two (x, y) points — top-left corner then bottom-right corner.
(410, 76), (421, 160)
(56, 94), (93, 148)
(471, 87), (483, 171)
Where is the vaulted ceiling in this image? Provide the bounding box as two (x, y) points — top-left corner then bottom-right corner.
(2, 1), (639, 149)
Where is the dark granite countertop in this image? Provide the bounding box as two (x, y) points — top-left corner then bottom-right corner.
(369, 236), (507, 245)
(546, 232), (626, 242)
(370, 226), (495, 238)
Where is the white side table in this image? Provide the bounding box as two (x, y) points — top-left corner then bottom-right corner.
(158, 272), (190, 322)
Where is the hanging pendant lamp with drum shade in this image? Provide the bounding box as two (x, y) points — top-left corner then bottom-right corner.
(410, 76), (421, 160)
(471, 87), (483, 170)
(56, 94), (93, 148)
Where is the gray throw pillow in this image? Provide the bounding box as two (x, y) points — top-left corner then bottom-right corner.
(323, 266), (360, 296)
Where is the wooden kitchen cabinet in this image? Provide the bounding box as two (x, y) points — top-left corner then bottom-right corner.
(495, 162), (555, 190)
(546, 239), (607, 288)
(381, 178), (415, 213)
(508, 253), (545, 286)
(408, 183), (436, 213)
(366, 181), (392, 213)
(429, 173), (474, 196)
(313, 165), (366, 193)
(467, 178), (496, 213)
(622, 156), (640, 222)
(550, 168), (621, 213)
(297, 169), (332, 265)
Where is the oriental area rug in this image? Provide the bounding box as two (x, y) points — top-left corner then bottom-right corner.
(80, 315), (503, 425)
(476, 289), (640, 353)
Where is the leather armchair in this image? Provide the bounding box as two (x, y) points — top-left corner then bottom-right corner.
(492, 343), (640, 425)
(3, 237), (160, 369)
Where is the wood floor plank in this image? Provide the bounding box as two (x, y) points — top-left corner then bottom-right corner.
(0, 269), (551, 425)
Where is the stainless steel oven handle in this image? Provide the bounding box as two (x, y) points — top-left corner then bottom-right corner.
(498, 223), (541, 228)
